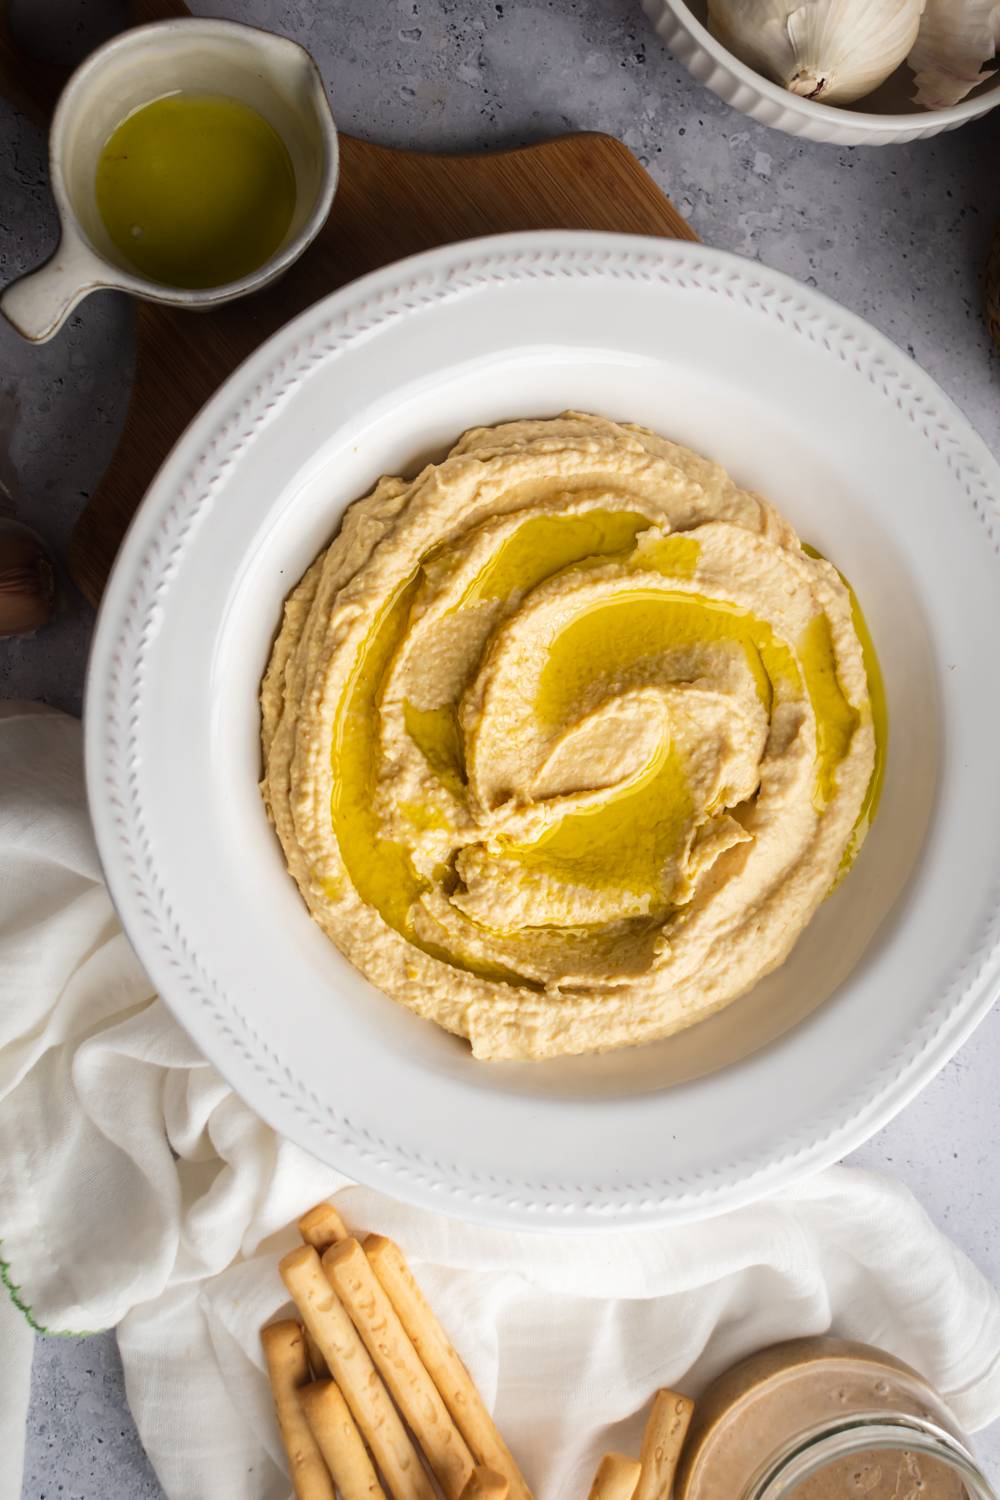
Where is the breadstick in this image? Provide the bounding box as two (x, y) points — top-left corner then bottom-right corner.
(364, 1235), (533, 1500)
(260, 1319), (335, 1500)
(299, 1202), (349, 1253)
(460, 1468), (509, 1500)
(304, 1326), (328, 1380)
(298, 1207), (346, 1376)
(634, 1390), (694, 1500)
(587, 1453), (642, 1500)
(300, 1380), (386, 1500)
(324, 1238), (475, 1500)
(280, 1244), (435, 1500)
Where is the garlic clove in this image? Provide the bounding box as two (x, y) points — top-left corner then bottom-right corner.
(0, 520), (56, 639)
(708, 0), (927, 106)
(908, 0), (1000, 109)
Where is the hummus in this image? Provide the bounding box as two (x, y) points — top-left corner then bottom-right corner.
(261, 413), (883, 1061)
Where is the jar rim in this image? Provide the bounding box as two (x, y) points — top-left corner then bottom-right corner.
(747, 1411), (998, 1500)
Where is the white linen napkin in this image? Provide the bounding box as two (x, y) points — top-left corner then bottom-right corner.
(2, 702), (1000, 1500)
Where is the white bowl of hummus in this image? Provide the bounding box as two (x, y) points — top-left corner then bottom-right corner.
(86, 232), (1000, 1227)
(261, 412), (883, 1063)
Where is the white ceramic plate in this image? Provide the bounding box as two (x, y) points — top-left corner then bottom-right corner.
(86, 231), (1000, 1230)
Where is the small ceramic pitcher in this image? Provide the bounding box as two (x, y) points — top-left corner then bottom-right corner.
(0, 18), (339, 343)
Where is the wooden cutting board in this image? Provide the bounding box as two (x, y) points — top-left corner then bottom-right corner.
(0, 0), (697, 606)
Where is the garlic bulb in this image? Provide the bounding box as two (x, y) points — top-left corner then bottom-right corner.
(908, 0), (1000, 109)
(708, 0), (926, 105)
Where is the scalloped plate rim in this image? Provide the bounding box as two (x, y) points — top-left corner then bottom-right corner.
(85, 230), (1000, 1229)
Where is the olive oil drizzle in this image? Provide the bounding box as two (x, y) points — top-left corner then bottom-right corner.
(329, 510), (886, 971)
(402, 702), (465, 790)
(803, 544), (888, 870)
(330, 576), (526, 984)
(458, 507), (652, 606)
(331, 576), (425, 939)
(497, 736), (694, 911)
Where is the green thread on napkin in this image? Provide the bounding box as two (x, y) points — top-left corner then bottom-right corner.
(0, 1245), (99, 1337)
(0, 1246), (47, 1334)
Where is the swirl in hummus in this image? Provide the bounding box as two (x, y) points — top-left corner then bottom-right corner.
(261, 413), (884, 1061)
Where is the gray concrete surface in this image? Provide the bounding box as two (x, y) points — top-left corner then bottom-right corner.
(3, 0), (1000, 1495)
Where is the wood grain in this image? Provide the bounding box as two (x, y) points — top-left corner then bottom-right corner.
(985, 221), (1000, 354)
(0, 0), (697, 605)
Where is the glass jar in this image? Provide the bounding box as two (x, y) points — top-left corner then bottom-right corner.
(675, 1338), (997, 1500)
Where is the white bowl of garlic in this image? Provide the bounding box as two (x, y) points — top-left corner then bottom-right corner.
(642, 0), (1000, 146)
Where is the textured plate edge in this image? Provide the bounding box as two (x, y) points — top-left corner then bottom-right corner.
(85, 229), (1000, 1230)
